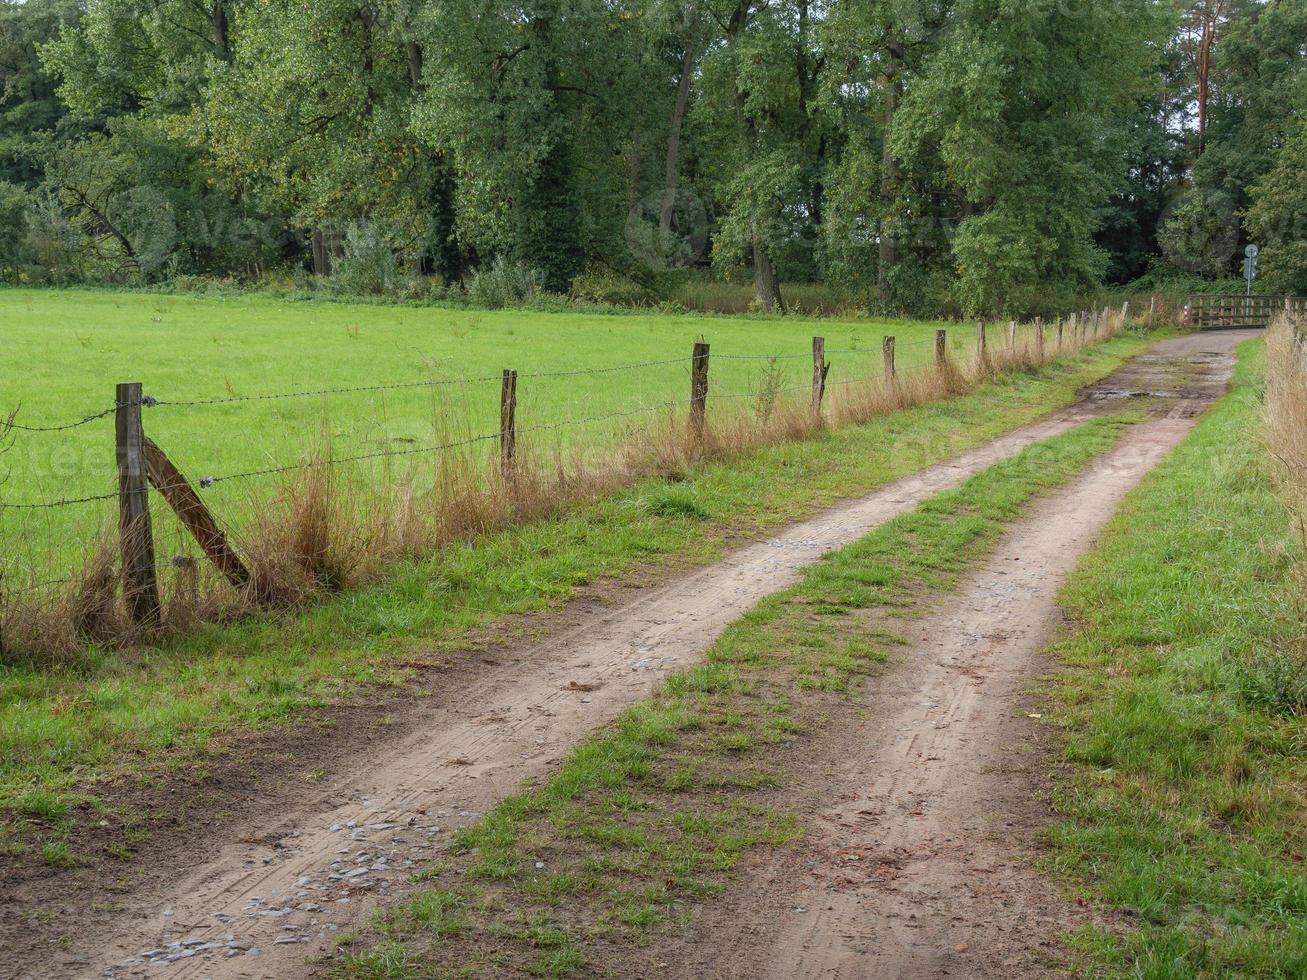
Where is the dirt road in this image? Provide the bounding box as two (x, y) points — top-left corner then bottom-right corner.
(12, 331), (1245, 980)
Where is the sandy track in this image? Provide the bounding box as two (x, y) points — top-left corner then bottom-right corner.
(646, 336), (1243, 979)
(22, 332), (1243, 980)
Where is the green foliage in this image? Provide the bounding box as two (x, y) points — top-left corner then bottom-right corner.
(0, 178), (35, 280)
(464, 256), (547, 309)
(0, 0), (1301, 306)
(1247, 116), (1307, 294)
(333, 221), (403, 297)
(894, 0), (1168, 314)
(569, 266), (658, 307)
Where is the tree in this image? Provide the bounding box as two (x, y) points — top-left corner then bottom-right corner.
(893, 0), (1170, 314)
(410, 0), (648, 291)
(1248, 114), (1307, 292)
(1178, 0), (1235, 155)
(0, 0), (81, 185)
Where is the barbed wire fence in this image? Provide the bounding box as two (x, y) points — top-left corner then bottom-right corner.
(0, 306), (1132, 630)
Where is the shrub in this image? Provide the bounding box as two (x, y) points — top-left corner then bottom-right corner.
(570, 266), (658, 307)
(0, 181), (35, 283)
(464, 256), (546, 309)
(332, 221), (402, 295)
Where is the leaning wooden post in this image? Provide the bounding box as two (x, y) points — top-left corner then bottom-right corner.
(883, 336), (896, 380)
(500, 369), (517, 477)
(690, 340), (710, 446)
(935, 329), (948, 368)
(811, 336), (829, 418)
(116, 382), (160, 627)
(142, 439), (249, 590)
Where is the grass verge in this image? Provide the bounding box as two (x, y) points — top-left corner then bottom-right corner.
(0, 335), (1153, 860)
(330, 412), (1138, 979)
(1046, 341), (1307, 978)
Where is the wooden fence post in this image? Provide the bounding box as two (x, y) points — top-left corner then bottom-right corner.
(935, 329), (947, 368)
(811, 336), (829, 417)
(1035, 317), (1045, 358)
(690, 340), (710, 444)
(1056, 317), (1065, 349)
(116, 382), (160, 627)
(976, 320), (987, 362)
(883, 336), (896, 380)
(1007, 320), (1017, 351)
(500, 369), (517, 476)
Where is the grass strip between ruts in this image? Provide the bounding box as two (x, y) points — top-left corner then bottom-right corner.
(332, 412), (1138, 979)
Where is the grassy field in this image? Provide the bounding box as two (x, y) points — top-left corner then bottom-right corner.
(1048, 342), (1307, 977)
(331, 412), (1139, 978)
(0, 336), (1152, 862)
(0, 288), (976, 580)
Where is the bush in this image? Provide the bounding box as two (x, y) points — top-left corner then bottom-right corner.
(464, 256), (546, 309)
(23, 193), (82, 285)
(0, 181), (35, 283)
(570, 266), (658, 306)
(332, 221), (402, 295)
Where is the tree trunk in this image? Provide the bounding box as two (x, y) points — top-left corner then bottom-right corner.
(406, 42), (424, 89)
(311, 230), (332, 277)
(660, 41), (696, 234)
(753, 234), (783, 312)
(210, 1), (230, 61)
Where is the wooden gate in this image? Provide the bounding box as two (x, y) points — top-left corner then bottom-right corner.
(1185, 295), (1307, 329)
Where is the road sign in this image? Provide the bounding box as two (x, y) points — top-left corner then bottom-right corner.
(1245, 243), (1260, 259)
(1244, 243), (1259, 296)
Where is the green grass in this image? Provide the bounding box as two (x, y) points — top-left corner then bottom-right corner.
(331, 411), (1138, 978)
(0, 333), (1153, 855)
(0, 287), (965, 575)
(1046, 341), (1307, 978)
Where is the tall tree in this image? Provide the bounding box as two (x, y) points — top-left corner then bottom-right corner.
(894, 0), (1169, 314)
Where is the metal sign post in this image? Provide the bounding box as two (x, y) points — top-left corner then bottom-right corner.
(1245, 244), (1259, 297)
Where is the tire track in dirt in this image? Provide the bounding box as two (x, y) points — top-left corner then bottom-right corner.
(647, 337), (1245, 980)
(30, 332), (1243, 980)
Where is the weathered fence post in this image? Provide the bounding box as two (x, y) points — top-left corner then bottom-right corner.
(1007, 320), (1017, 351)
(811, 336), (829, 418)
(976, 320), (987, 363)
(935, 329), (948, 368)
(116, 382), (160, 627)
(883, 336), (896, 380)
(1056, 317), (1064, 349)
(690, 340), (710, 445)
(1035, 317), (1045, 358)
(500, 368), (517, 477)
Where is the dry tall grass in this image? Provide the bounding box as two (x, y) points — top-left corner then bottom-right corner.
(0, 309), (1131, 664)
(1263, 315), (1307, 539)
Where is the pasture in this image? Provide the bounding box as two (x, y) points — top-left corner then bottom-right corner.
(1, 289), (960, 586)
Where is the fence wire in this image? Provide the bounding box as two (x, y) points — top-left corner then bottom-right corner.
(0, 312), (1124, 606)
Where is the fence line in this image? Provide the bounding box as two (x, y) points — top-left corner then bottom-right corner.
(0, 307), (1130, 629)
